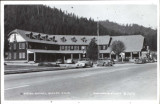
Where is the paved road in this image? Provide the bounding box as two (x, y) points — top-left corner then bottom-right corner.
(4, 63), (157, 100)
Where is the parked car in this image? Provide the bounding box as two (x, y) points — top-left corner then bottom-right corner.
(134, 58), (146, 64)
(56, 59), (63, 64)
(76, 58), (93, 68)
(97, 58), (113, 66)
(66, 59), (74, 64)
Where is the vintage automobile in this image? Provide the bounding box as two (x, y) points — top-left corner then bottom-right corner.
(134, 58), (146, 64)
(66, 59), (74, 64)
(75, 58), (93, 68)
(97, 58), (113, 66)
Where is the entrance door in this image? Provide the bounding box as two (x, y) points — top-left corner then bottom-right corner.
(29, 53), (34, 61)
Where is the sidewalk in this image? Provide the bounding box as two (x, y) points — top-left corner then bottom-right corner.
(4, 65), (77, 75)
(5, 62), (38, 66)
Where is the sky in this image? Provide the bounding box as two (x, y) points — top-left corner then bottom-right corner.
(48, 4), (157, 29)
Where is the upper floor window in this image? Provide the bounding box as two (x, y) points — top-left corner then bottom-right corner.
(103, 45), (108, 50)
(81, 46), (86, 50)
(98, 46), (101, 50)
(67, 46), (70, 50)
(61, 46), (65, 50)
(65, 46), (68, 50)
(9, 44), (11, 50)
(71, 37), (77, 42)
(74, 46), (79, 50)
(61, 37), (67, 42)
(39, 34), (46, 40)
(70, 46), (74, 50)
(92, 37), (97, 41)
(81, 37), (87, 42)
(19, 43), (25, 49)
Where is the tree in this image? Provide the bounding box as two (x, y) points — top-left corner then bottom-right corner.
(111, 40), (125, 61)
(86, 39), (98, 61)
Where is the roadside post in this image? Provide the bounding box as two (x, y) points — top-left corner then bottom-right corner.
(82, 46), (86, 58)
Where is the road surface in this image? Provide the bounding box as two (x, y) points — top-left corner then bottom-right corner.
(4, 63), (157, 100)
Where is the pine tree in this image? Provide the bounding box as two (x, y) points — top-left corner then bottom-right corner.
(86, 39), (98, 61)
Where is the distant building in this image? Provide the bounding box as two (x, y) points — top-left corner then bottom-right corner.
(5, 29), (146, 62)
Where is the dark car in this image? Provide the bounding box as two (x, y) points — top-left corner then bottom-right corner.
(134, 58), (146, 64)
(97, 58), (113, 66)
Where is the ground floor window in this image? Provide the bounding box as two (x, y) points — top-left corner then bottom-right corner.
(8, 53), (11, 59)
(13, 52), (16, 59)
(19, 52), (25, 59)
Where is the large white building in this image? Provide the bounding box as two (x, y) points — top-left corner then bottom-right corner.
(5, 29), (146, 62)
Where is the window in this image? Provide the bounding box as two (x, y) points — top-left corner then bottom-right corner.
(5, 53), (8, 59)
(19, 53), (22, 59)
(98, 46), (102, 50)
(61, 37), (67, 42)
(74, 46), (79, 50)
(22, 52), (25, 58)
(67, 46), (70, 50)
(61, 46), (65, 50)
(71, 37), (77, 42)
(9, 44), (11, 50)
(70, 46), (74, 50)
(65, 46), (68, 50)
(19, 43), (25, 49)
(13, 52), (16, 59)
(81, 46), (86, 50)
(8, 53), (11, 59)
(81, 37), (87, 42)
(13, 43), (16, 50)
(19, 52), (25, 59)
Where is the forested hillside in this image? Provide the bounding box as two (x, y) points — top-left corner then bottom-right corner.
(4, 5), (157, 52)
(100, 20), (157, 51)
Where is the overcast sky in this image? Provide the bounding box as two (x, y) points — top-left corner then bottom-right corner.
(48, 4), (157, 29)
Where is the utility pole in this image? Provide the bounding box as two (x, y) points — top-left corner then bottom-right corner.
(97, 17), (99, 59)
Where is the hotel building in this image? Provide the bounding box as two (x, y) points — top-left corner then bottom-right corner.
(5, 29), (146, 62)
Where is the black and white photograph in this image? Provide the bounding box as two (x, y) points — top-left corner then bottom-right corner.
(1, 0), (159, 104)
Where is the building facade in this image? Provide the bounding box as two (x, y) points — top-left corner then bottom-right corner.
(5, 29), (146, 62)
